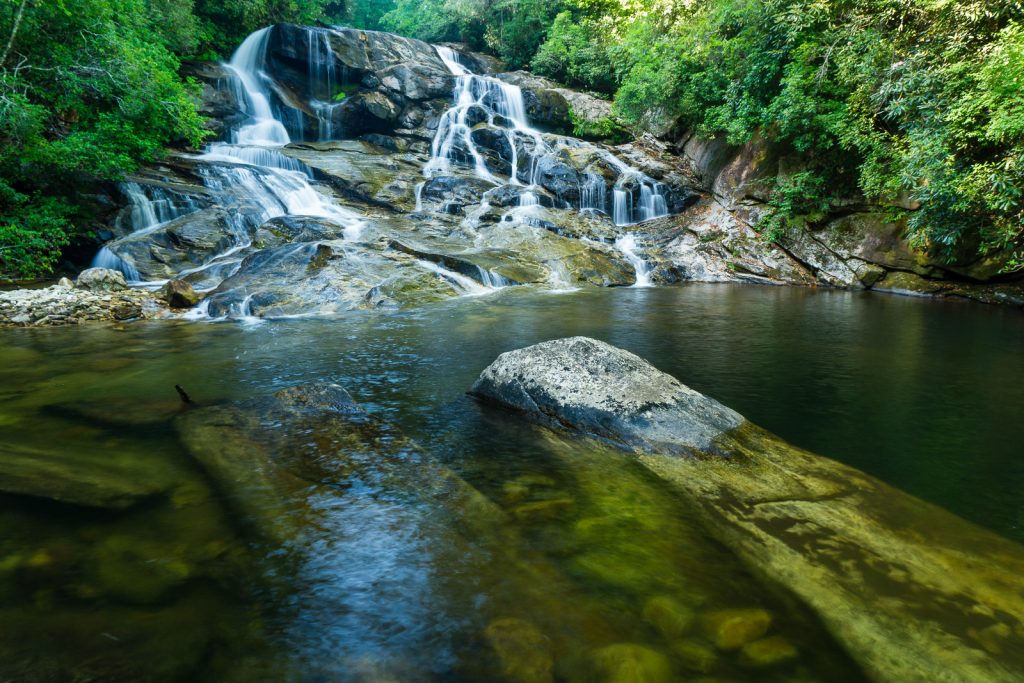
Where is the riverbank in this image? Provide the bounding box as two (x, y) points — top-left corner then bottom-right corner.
(0, 269), (168, 327)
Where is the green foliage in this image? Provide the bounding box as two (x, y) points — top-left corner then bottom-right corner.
(532, 11), (616, 92)
(569, 108), (631, 143)
(191, 0), (346, 56)
(0, 0), (207, 278)
(609, 0), (1024, 264)
(757, 170), (834, 243)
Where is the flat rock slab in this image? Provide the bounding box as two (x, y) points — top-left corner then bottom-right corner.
(0, 443), (173, 509)
(471, 337), (1024, 683)
(470, 336), (743, 456)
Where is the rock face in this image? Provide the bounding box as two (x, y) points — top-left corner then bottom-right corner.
(673, 131), (1024, 304)
(472, 338), (1024, 683)
(471, 337), (744, 457)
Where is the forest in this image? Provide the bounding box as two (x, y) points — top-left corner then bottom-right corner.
(0, 0), (1022, 278)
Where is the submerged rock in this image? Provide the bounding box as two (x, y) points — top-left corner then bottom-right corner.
(588, 643), (672, 683)
(738, 635), (798, 668)
(484, 618), (554, 683)
(470, 337), (744, 456)
(0, 442), (174, 509)
(700, 609), (772, 650)
(471, 337), (1024, 683)
(643, 595), (696, 640)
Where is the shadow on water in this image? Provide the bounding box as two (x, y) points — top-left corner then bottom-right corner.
(0, 284), (1021, 680)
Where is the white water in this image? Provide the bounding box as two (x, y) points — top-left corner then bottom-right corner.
(96, 27), (365, 296)
(519, 191), (540, 207)
(614, 234), (653, 287)
(225, 28), (291, 146)
(425, 45), (669, 229)
(427, 47), (548, 186)
(416, 259), (497, 296)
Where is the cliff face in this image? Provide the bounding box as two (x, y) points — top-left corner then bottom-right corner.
(667, 131), (1024, 305)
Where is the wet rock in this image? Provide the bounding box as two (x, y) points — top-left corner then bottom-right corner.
(0, 442), (174, 509)
(474, 338), (1024, 682)
(643, 595), (695, 639)
(509, 497), (575, 522)
(484, 618), (554, 683)
(700, 609), (772, 650)
(176, 383), (506, 544)
(179, 61), (247, 140)
(670, 640), (719, 674)
(161, 279), (200, 308)
(589, 643), (672, 683)
(92, 536), (194, 604)
(530, 155), (581, 203)
(738, 635), (798, 668)
(497, 71), (622, 140)
(76, 268), (127, 292)
(470, 337), (744, 457)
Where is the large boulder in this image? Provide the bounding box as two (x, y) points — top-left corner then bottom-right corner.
(470, 337), (744, 457)
(471, 338), (1024, 683)
(76, 267), (127, 292)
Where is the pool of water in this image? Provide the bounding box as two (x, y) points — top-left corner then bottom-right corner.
(1, 284), (1022, 681)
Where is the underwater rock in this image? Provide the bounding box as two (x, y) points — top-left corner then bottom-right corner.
(588, 643), (672, 683)
(738, 635), (798, 668)
(700, 609), (772, 650)
(92, 536), (194, 604)
(470, 337), (744, 457)
(484, 618), (554, 683)
(472, 337), (1024, 683)
(643, 595), (696, 640)
(670, 640), (719, 674)
(176, 383), (506, 544)
(0, 442), (172, 509)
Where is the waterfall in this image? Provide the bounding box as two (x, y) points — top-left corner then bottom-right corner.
(519, 191), (540, 207)
(92, 247), (141, 282)
(580, 173), (606, 213)
(307, 28), (344, 140)
(425, 44), (671, 234)
(114, 182), (201, 234)
(614, 234), (653, 287)
(224, 27), (291, 146)
(417, 260), (496, 296)
(427, 46), (548, 187)
(612, 189), (631, 226)
(204, 142), (314, 176)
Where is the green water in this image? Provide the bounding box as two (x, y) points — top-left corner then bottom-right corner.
(1, 284), (1022, 681)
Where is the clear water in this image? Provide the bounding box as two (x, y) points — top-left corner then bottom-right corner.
(1, 284), (1022, 681)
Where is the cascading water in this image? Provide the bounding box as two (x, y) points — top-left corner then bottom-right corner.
(93, 182), (203, 280)
(614, 233), (653, 287)
(224, 28), (291, 146)
(580, 173), (606, 214)
(519, 191), (540, 208)
(427, 46), (548, 187)
(426, 46), (669, 230)
(307, 28), (344, 140)
(96, 26), (365, 296)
